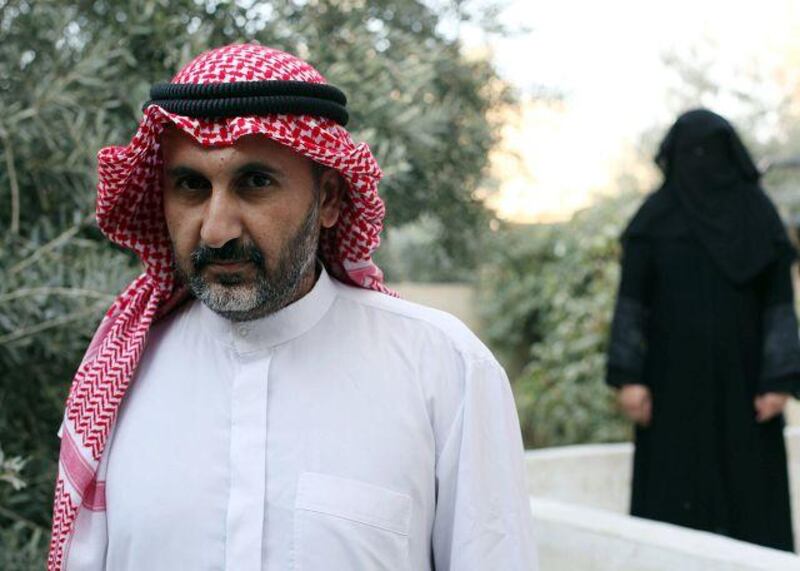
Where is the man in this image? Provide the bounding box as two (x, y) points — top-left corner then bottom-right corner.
(49, 44), (537, 570)
(606, 109), (800, 550)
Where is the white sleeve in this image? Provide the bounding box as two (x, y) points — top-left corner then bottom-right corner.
(432, 357), (538, 570)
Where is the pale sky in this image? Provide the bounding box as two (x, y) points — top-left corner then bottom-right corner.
(462, 0), (800, 222)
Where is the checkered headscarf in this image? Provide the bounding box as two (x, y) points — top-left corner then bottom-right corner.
(49, 43), (389, 570)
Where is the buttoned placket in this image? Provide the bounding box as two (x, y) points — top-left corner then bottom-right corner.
(224, 322), (272, 571)
(195, 269), (337, 570)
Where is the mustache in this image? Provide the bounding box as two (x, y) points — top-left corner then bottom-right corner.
(191, 241), (266, 270)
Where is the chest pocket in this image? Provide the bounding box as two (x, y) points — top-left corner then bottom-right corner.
(292, 472), (412, 571)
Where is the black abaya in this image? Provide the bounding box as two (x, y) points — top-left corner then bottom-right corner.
(606, 110), (800, 551)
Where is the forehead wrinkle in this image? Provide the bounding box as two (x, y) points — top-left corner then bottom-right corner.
(162, 129), (302, 181)
(165, 165), (206, 179)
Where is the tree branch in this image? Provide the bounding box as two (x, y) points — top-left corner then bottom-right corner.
(0, 302), (105, 346)
(0, 505), (47, 532)
(0, 123), (20, 235)
(0, 287), (114, 304)
(8, 212), (95, 276)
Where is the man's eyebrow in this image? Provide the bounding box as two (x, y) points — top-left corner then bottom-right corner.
(234, 162), (285, 177)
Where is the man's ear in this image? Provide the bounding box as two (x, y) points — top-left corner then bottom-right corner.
(318, 169), (345, 229)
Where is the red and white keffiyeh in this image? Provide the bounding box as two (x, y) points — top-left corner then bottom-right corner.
(49, 43), (390, 570)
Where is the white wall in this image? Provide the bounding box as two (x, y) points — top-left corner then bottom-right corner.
(388, 283), (482, 337)
(525, 443), (632, 513)
(531, 497), (800, 571)
(527, 429), (800, 570)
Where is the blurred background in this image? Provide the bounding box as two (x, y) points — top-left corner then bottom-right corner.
(3, 0), (800, 568)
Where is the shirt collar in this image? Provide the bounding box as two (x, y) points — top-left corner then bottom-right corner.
(196, 266), (338, 353)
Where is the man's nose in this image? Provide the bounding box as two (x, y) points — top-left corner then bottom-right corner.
(200, 190), (243, 248)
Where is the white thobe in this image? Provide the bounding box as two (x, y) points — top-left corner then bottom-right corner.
(104, 268), (538, 570)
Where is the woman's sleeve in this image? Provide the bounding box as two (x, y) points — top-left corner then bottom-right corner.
(606, 237), (653, 388)
(760, 250), (800, 395)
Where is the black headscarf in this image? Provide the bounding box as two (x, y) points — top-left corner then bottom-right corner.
(624, 108), (793, 284)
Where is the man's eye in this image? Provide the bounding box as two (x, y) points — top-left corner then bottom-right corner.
(175, 175), (210, 192)
(241, 172), (274, 189)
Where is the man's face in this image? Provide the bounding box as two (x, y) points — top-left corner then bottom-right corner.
(161, 129), (342, 321)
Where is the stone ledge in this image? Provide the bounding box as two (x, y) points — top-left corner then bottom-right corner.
(531, 496), (800, 570)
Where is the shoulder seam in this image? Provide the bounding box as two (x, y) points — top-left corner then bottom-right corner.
(333, 287), (493, 362)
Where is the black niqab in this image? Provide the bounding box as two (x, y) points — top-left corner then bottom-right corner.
(625, 109), (792, 284)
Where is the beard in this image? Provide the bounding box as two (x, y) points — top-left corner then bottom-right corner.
(173, 200), (320, 322)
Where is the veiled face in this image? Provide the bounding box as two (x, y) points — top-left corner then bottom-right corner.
(160, 128), (343, 321)
(676, 132), (740, 188)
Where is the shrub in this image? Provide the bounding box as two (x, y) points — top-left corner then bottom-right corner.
(479, 192), (643, 447)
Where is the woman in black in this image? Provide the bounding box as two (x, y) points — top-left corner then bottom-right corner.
(607, 109), (800, 550)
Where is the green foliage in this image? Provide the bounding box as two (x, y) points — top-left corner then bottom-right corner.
(0, 220), (136, 563)
(0, 442), (28, 493)
(0, 442), (45, 570)
(0, 0), (510, 560)
(479, 192), (643, 448)
(0, 522), (45, 571)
